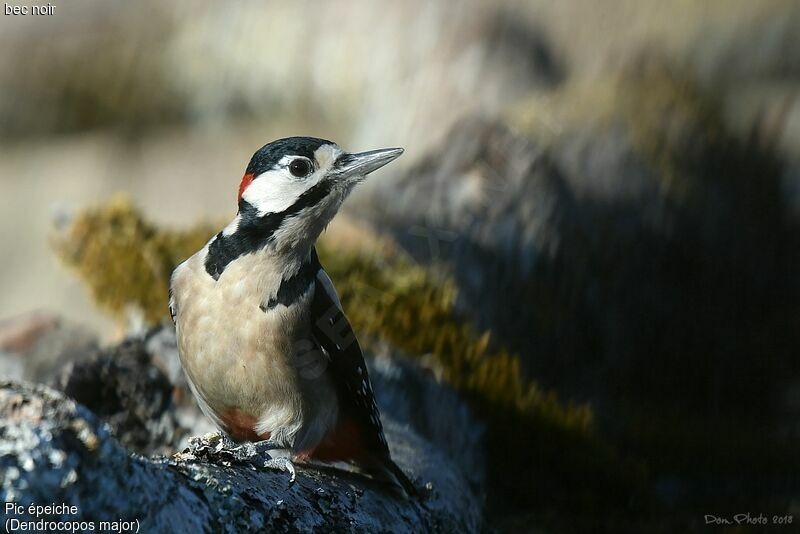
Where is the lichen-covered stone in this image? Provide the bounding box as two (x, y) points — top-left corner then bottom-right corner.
(0, 380), (481, 533)
(55, 337), (181, 457)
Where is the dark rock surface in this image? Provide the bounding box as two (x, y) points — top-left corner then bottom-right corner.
(367, 111), (800, 526)
(56, 338), (181, 457)
(367, 347), (486, 492)
(0, 380), (481, 533)
(0, 323), (486, 531)
(369, 114), (800, 418)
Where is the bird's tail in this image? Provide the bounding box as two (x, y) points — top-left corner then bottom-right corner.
(365, 456), (419, 498)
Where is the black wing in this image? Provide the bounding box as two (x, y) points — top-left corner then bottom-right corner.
(309, 252), (390, 457)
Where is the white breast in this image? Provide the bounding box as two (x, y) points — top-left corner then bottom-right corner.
(170, 246), (339, 451)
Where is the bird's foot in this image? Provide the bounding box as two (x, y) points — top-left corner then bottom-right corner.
(264, 456), (296, 484)
(177, 432), (262, 466)
(227, 441), (258, 462)
(253, 440), (296, 482)
(177, 434), (296, 478)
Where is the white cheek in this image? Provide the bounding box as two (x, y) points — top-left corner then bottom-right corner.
(242, 170), (317, 215)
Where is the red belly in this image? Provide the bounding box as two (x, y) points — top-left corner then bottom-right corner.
(220, 408), (268, 442)
(220, 410), (367, 464)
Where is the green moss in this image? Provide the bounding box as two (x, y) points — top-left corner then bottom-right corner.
(52, 196), (216, 324)
(317, 244), (593, 431)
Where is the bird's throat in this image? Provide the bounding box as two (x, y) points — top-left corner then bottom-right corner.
(205, 181), (333, 280)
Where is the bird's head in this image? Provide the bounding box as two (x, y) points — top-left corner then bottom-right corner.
(229, 137), (402, 256)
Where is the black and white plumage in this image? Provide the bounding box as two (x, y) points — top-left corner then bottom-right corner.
(169, 137), (413, 494)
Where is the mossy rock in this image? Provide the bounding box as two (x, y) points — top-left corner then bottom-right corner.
(318, 244), (649, 524)
(53, 197), (589, 437)
(52, 198), (650, 528)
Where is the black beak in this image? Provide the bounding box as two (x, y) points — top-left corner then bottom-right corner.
(332, 147), (404, 179)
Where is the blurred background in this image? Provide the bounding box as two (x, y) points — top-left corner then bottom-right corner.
(1, 0), (799, 532)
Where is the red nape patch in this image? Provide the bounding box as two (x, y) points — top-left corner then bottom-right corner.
(237, 173), (255, 202)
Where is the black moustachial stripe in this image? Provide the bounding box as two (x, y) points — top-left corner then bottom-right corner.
(260, 249), (321, 311)
(204, 180), (333, 279)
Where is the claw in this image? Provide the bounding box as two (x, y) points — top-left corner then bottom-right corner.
(264, 457), (296, 484)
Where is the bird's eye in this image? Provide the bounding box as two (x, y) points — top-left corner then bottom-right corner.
(289, 159), (312, 177)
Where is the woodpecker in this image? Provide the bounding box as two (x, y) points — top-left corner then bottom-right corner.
(169, 137), (414, 494)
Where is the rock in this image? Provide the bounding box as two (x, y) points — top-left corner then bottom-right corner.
(367, 346), (486, 492)
(55, 337), (181, 457)
(0, 312), (59, 354)
(0, 380), (482, 532)
(0, 312), (98, 384)
(366, 75), (800, 523)
(0, 353), (24, 382)
(367, 115), (579, 380)
(0, 325), (487, 529)
(369, 97), (799, 419)
(0, 320), (193, 457)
